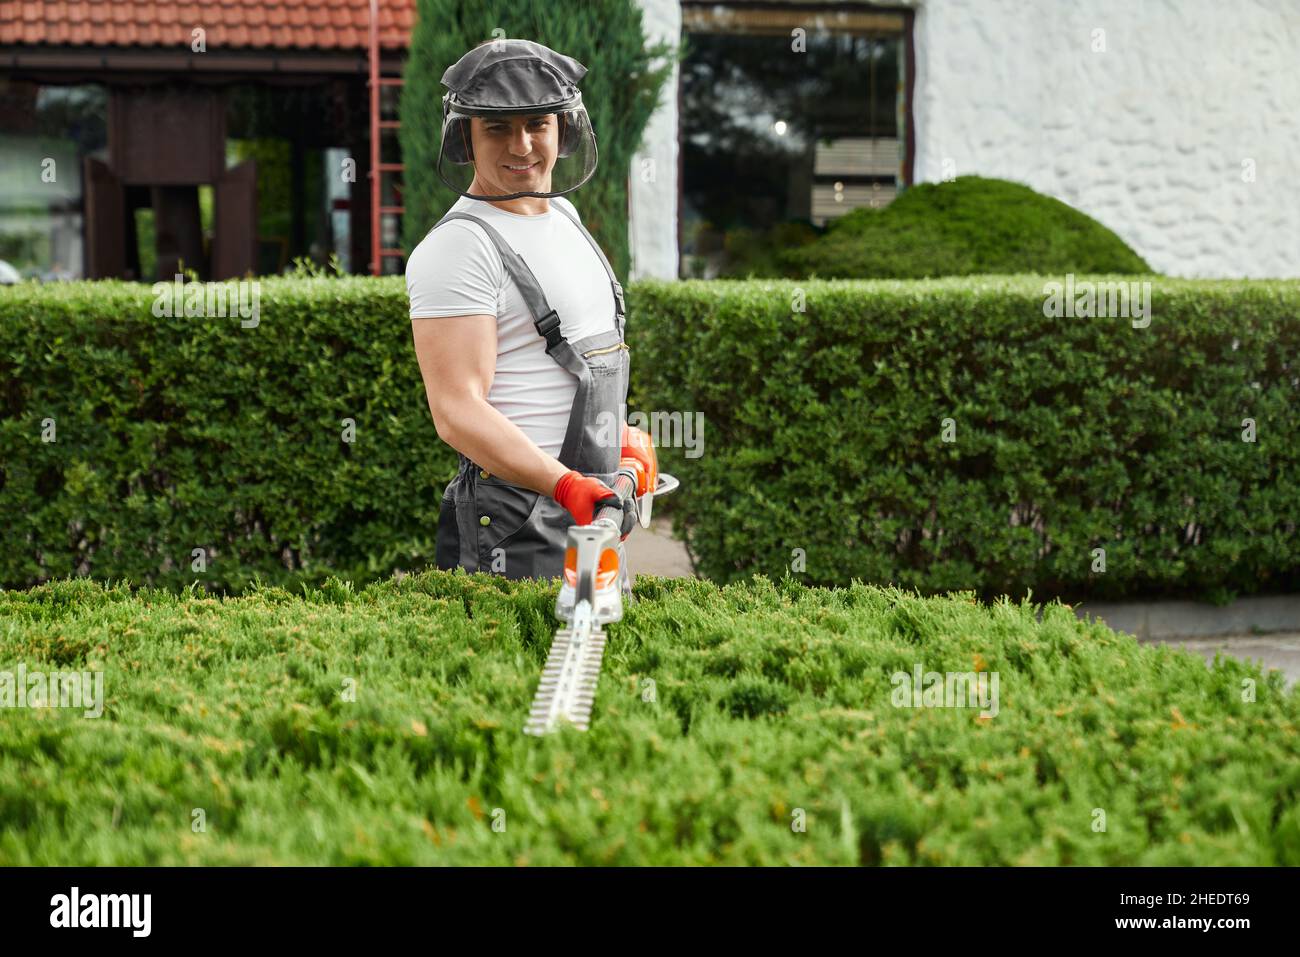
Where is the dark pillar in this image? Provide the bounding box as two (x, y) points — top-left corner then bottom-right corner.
(151, 185), (205, 280)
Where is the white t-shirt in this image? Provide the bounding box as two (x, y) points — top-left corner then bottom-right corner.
(406, 194), (617, 458)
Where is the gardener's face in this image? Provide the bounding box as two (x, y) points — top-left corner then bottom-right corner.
(470, 114), (557, 195)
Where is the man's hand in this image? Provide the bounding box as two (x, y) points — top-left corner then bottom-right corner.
(553, 470), (637, 539)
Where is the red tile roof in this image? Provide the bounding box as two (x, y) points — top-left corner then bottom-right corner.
(0, 0), (415, 50)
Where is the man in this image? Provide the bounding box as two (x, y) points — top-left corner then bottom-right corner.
(407, 38), (639, 583)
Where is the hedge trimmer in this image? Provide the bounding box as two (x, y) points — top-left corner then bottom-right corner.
(524, 429), (678, 736)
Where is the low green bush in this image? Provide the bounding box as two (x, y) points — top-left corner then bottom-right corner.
(777, 176), (1153, 279)
(712, 221), (821, 279)
(627, 276), (1300, 600)
(1, 573), (1295, 865)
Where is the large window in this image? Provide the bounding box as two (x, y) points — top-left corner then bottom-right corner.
(679, 3), (909, 277)
(0, 81), (107, 280)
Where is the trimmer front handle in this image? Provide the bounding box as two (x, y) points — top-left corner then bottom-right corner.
(619, 424), (679, 528)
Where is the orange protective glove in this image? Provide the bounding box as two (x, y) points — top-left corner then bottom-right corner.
(552, 470), (635, 539)
(553, 470), (618, 524)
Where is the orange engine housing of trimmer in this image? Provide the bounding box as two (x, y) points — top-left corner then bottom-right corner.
(562, 543), (621, 591)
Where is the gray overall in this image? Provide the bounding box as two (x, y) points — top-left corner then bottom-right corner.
(431, 203), (630, 582)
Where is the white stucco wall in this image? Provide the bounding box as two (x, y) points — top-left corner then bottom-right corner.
(909, 0), (1300, 278)
(632, 0), (1300, 279)
(628, 0), (681, 280)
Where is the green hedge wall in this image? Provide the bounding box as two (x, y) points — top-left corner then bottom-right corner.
(1, 277), (450, 594)
(3, 275), (1297, 601)
(626, 277), (1300, 601)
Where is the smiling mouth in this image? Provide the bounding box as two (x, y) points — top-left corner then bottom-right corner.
(503, 162), (539, 174)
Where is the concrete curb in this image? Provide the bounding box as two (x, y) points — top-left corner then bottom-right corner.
(1069, 594), (1300, 641)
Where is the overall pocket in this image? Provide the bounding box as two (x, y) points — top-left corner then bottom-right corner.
(582, 342), (630, 359)
(435, 471), (472, 571)
(473, 476), (544, 575)
(569, 339), (630, 473)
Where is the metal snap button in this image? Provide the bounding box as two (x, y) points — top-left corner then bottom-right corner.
(479, 515), (491, 526)
(479, 470), (490, 479)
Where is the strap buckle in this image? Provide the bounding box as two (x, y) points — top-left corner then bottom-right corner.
(535, 308), (564, 348)
(611, 281), (626, 317)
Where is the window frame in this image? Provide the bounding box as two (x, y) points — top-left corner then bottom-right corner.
(675, 1), (916, 276)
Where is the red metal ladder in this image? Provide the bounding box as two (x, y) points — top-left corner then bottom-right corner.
(368, 0), (404, 275)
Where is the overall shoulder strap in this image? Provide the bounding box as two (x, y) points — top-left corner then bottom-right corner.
(550, 202), (626, 337)
(433, 211), (566, 355)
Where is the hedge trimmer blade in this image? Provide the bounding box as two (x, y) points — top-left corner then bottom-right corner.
(522, 468), (678, 737)
(524, 599), (607, 735)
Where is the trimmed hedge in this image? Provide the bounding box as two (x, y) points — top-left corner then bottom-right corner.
(0, 276), (449, 594)
(626, 276), (1300, 600)
(1, 573), (1296, 865)
(3, 275), (1297, 601)
(777, 177), (1153, 280)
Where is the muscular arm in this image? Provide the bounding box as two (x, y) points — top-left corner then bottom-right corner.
(410, 314), (569, 496)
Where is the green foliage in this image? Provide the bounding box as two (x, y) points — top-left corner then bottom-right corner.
(398, 0), (678, 277)
(715, 221), (821, 279)
(0, 573), (1295, 865)
(0, 276), (452, 594)
(228, 138), (293, 242)
(133, 207), (157, 281)
(284, 254), (348, 279)
(776, 177), (1154, 279)
(627, 276), (1300, 599)
(3, 274), (1297, 601)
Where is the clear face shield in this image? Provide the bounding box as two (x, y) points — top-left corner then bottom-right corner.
(437, 40), (599, 203)
(436, 103), (598, 202)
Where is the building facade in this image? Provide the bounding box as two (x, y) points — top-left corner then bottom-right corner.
(4, 1), (1296, 282)
(634, 0), (1300, 280)
(0, 0), (410, 281)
